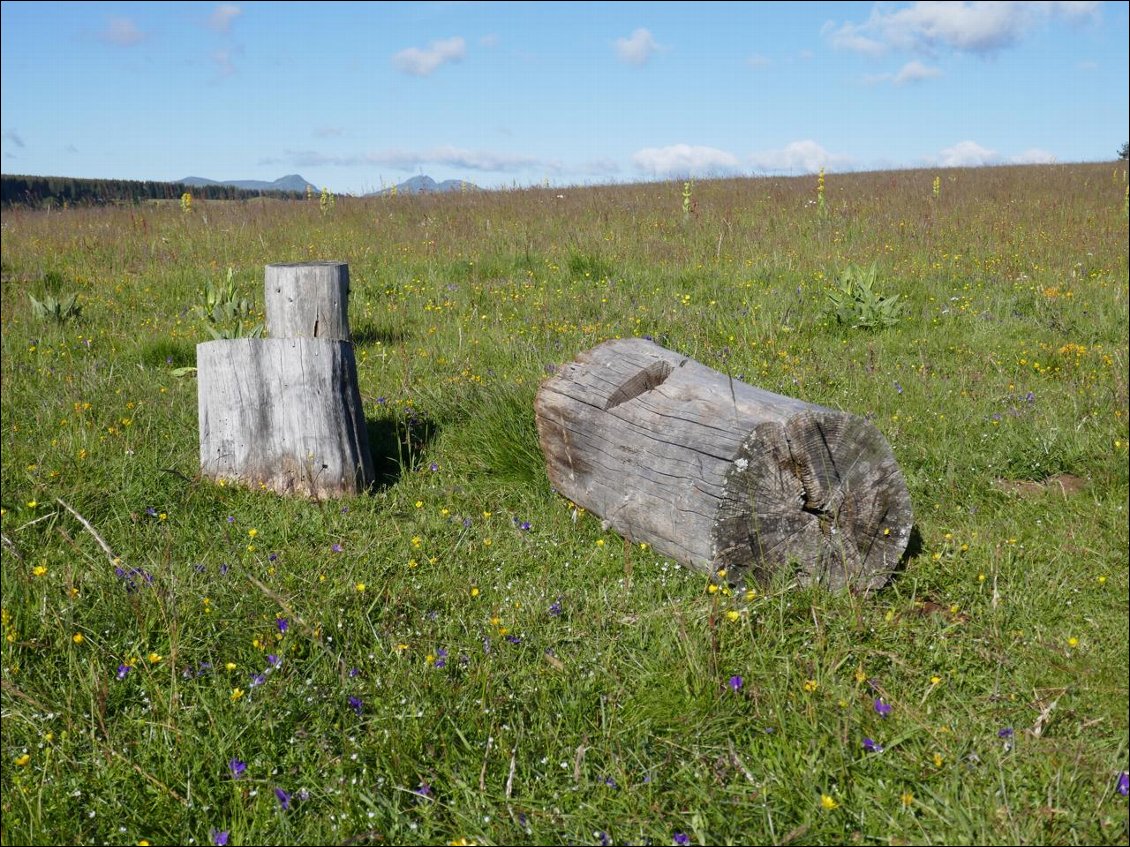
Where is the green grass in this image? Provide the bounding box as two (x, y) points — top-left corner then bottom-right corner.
(2, 162), (1128, 846)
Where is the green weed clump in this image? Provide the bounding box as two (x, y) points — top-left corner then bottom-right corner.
(1, 162), (1127, 846)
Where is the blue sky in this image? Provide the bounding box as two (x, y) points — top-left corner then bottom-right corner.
(2, 1), (1127, 193)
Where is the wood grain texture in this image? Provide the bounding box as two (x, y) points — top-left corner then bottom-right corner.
(535, 338), (913, 592)
(198, 338), (374, 497)
(264, 262), (351, 340)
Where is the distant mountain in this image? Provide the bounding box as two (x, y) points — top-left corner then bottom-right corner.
(180, 174), (318, 193)
(366, 175), (479, 196)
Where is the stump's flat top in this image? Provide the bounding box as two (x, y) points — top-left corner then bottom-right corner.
(266, 261), (348, 268)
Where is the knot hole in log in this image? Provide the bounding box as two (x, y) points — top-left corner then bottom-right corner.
(604, 360), (673, 410)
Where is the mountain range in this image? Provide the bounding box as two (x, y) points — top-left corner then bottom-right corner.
(177, 174), (480, 196)
(366, 175), (479, 196)
(179, 174), (318, 193)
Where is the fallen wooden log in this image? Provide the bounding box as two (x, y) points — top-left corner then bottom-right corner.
(535, 338), (913, 592)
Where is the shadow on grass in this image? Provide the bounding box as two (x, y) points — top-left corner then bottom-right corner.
(364, 413), (440, 491)
(352, 321), (408, 347)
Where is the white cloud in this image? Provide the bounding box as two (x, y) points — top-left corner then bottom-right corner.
(479, 33), (500, 48)
(1010, 148), (1056, 164)
(746, 54), (772, 69)
(392, 37), (466, 76)
(825, 1), (1100, 57)
(615, 28), (660, 66)
(631, 144), (741, 177)
(936, 140), (998, 167)
(748, 140), (854, 174)
(893, 59), (942, 84)
(208, 4), (242, 33)
(100, 16), (145, 46)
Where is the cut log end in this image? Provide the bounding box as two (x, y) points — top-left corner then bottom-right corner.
(714, 411), (912, 592)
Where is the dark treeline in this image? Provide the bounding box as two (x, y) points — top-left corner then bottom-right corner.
(1, 174), (306, 207)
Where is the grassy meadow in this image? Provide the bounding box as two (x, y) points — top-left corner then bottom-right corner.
(1, 162), (1128, 846)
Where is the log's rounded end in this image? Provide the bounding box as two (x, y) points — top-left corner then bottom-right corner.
(714, 412), (913, 593)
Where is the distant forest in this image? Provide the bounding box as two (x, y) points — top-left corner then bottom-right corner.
(1, 174), (306, 207)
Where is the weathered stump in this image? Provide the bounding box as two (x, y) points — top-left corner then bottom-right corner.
(198, 338), (374, 497)
(535, 338), (913, 592)
(265, 261), (351, 340)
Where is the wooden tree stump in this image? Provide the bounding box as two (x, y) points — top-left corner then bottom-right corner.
(535, 338), (913, 592)
(198, 338), (374, 497)
(265, 261), (351, 340)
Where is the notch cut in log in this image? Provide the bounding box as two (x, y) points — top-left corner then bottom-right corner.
(535, 338), (913, 592)
(198, 338), (374, 497)
(265, 261), (351, 340)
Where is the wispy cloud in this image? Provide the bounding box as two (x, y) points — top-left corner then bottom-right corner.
(2, 129), (25, 148)
(825, 1), (1100, 57)
(867, 59), (943, 85)
(893, 59), (942, 84)
(314, 127), (345, 139)
(935, 140), (998, 167)
(479, 33), (500, 48)
(746, 54), (772, 69)
(100, 16), (145, 46)
(748, 140), (854, 173)
(1009, 148), (1056, 165)
(285, 145), (549, 174)
(213, 48), (238, 77)
(632, 144), (741, 177)
(577, 158), (621, 177)
(208, 4), (242, 33)
(615, 28), (661, 66)
(392, 37), (466, 76)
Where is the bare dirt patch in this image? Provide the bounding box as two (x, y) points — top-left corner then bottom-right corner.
(992, 473), (1087, 498)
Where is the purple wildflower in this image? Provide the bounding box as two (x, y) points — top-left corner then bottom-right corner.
(274, 787), (291, 810)
(894, 382), (903, 394)
(146, 507), (158, 517)
(434, 648), (447, 669)
(268, 552), (278, 562)
(728, 675), (743, 692)
(226, 516), (235, 523)
(211, 829), (229, 846)
(429, 462), (439, 472)
(862, 737), (884, 753)
(548, 597), (563, 616)
(874, 698), (892, 717)
(414, 781), (432, 798)
(348, 696), (363, 716)
(220, 563), (230, 575)
(674, 834), (691, 846)
(276, 618), (288, 633)
(603, 775), (618, 788)
(505, 634), (522, 645)
(997, 727), (1014, 738)
(249, 672), (266, 688)
(348, 667), (360, 678)
(116, 664), (132, 680)
(331, 543), (343, 553)
(228, 758), (246, 778)
(1118, 771), (1129, 797)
